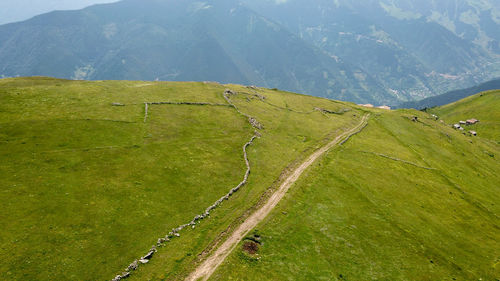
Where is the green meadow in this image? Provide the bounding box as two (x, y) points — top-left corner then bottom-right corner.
(0, 77), (366, 280)
(1, 78), (498, 280)
(213, 95), (500, 280)
(429, 90), (500, 143)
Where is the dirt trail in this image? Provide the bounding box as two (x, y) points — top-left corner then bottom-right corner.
(185, 114), (370, 281)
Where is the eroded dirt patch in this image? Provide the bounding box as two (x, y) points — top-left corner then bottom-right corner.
(242, 241), (260, 255)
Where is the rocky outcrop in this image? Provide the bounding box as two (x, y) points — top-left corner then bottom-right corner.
(243, 87), (266, 100)
(248, 117), (263, 130)
(224, 89), (264, 130)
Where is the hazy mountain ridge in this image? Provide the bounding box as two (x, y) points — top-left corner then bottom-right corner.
(0, 0), (118, 25)
(242, 0), (500, 101)
(0, 0), (391, 104)
(0, 0), (499, 104)
(377, 0), (500, 54)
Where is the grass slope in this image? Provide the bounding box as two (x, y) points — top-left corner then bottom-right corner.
(428, 90), (500, 144)
(213, 97), (500, 280)
(1, 78), (498, 281)
(0, 77), (364, 280)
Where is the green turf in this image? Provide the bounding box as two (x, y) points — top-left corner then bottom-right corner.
(429, 90), (500, 144)
(0, 77), (364, 280)
(1, 78), (498, 281)
(212, 105), (500, 280)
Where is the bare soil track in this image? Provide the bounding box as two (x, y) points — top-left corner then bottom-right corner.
(186, 114), (370, 281)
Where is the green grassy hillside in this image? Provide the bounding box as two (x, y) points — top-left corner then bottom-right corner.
(211, 94), (500, 280)
(429, 90), (500, 144)
(0, 77), (498, 281)
(212, 107), (500, 280)
(0, 77), (365, 280)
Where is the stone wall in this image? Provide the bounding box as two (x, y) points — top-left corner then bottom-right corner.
(111, 90), (262, 281)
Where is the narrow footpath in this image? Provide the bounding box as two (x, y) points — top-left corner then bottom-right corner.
(186, 114), (370, 281)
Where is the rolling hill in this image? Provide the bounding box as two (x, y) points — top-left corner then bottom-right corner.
(0, 77), (498, 281)
(211, 90), (500, 281)
(429, 89), (500, 143)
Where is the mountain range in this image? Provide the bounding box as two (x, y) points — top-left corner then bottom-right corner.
(0, 0), (499, 104)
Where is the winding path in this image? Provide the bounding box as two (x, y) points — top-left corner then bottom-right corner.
(186, 114), (370, 281)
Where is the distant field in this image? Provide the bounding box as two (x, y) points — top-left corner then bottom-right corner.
(213, 97), (500, 280)
(0, 77), (365, 280)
